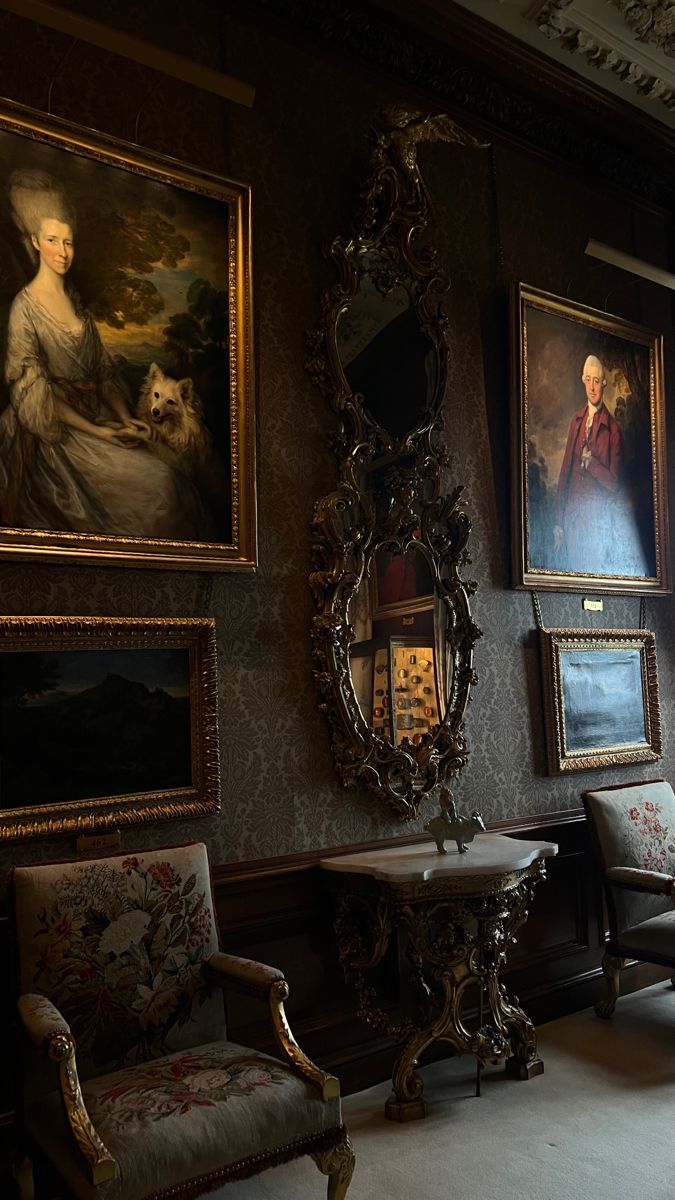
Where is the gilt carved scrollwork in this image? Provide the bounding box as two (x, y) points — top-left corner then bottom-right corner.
(307, 108), (486, 818)
(330, 861), (547, 1120)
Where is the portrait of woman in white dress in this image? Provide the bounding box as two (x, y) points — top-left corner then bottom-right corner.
(0, 169), (213, 542)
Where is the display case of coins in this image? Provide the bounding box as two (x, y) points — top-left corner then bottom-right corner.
(350, 636), (438, 747)
(390, 640), (438, 746)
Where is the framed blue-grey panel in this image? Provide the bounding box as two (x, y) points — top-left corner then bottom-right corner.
(539, 627), (662, 773)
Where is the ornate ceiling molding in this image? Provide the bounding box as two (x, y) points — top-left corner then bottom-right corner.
(534, 0), (675, 112)
(252, 0), (675, 209)
(609, 0), (675, 55)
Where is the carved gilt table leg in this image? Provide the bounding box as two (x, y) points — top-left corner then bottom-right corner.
(497, 863), (546, 1079)
(323, 836), (556, 1121)
(385, 909), (508, 1121)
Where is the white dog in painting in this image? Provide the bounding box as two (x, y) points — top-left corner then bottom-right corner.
(137, 362), (209, 471)
(136, 362), (228, 527)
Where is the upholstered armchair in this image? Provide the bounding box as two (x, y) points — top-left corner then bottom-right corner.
(9, 842), (354, 1200)
(582, 779), (675, 1017)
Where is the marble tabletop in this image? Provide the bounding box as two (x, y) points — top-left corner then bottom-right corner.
(320, 832), (558, 883)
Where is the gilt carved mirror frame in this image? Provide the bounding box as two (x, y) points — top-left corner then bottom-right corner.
(307, 108), (484, 820)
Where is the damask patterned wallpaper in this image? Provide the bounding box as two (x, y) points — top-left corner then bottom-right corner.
(0, 0), (672, 884)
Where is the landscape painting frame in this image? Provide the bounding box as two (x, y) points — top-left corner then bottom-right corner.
(0, 615), (220, 841)
(0, 98), (255, 570)
(539, 626), (661, 774)
(512, 284), (669, 594)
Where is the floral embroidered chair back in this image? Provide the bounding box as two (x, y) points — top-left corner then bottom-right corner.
(11, 843), (225, 1095)
(583, 780), (675, 934)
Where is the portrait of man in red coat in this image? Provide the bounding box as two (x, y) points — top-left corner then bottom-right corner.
(517, 286), (665, 590)
(554, 355), (623, 574)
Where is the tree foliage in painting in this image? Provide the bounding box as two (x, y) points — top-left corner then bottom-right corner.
(76, 204), (190, 329)
(0, 652), (61, 708)
(162, 279), (230, 463)
(162, 278), (228, 380)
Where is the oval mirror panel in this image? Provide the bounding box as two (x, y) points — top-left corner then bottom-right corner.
(336, 273), (438, 438)
(348, 543), (444, 744)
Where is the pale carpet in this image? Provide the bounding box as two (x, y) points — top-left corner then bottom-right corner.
(219, 981), (675, 1200)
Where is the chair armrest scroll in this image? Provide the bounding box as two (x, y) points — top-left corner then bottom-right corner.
(206, 951), (285, 997)
(205, 955), (340, 1102)
(605, 867), (675, 896)
(268, 977), (340, 1103)
(17, 993), (72, 1055)
(17, 993), (116, 1186)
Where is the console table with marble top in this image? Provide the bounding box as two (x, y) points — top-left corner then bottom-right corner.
(320, 833), (558, 1121)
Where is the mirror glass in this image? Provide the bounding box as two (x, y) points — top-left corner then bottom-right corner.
(348, 544), (444, 747)
(336, 273), (437, 438)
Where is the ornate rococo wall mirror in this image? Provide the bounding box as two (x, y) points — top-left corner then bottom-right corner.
(307, 108), (485, 820)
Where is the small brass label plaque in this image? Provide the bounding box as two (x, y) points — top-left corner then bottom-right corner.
(583, 598), (604, 612)
(76, 831), (121, 852)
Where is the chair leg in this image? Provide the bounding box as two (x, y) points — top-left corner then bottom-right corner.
(313, 1130), (355, 1199)
(12, 1155), (35, 1200)
(595, 953), (626, 1018)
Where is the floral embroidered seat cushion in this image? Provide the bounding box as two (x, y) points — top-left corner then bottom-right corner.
(25, 1039), (341, 1200)
(583, 780), (675, 942)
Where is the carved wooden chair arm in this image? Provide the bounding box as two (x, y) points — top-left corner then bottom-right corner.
(206, 951), (286, 996)
(605, 867), (675, 897)
(205, 953), (340, 1102)
(17, 993), (116, 1187)
(17, 993), (72, 1052)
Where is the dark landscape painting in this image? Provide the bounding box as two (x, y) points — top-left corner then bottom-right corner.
(0, 647), (192, 809)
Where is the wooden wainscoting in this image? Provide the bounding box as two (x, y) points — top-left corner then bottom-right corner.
(213, 809), (668, 1095)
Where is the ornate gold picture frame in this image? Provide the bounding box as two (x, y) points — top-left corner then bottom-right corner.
(0, 616), (220, 841)
(512, 284), (669, 594)
(0, 99), (255, 570)
(540, 627), (661, 773)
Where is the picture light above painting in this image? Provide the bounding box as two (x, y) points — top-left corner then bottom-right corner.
(511, 284), (669, 595)
(0, 99), (256, 571)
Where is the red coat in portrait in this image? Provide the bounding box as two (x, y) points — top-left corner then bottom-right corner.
(555, 401), (623, 573)
(556, 401), (622, 522)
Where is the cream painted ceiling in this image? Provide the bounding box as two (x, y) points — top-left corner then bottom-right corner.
(451, 0), (675, 129)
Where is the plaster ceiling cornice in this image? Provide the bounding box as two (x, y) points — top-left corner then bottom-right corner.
(253, 0), (675, 208)
(607, 0), (675, 55)
(533, 0), (675, 114)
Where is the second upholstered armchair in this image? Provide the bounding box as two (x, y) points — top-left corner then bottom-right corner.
(582, 779), (675, 1017)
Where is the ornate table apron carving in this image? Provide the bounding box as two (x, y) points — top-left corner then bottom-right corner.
(321, 835), (557, 1121)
